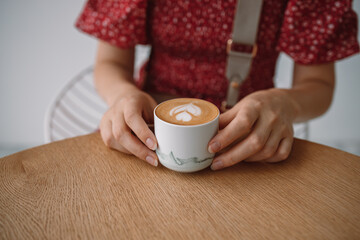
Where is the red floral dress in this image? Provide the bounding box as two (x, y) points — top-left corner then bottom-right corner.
(76, 0), (359, 108)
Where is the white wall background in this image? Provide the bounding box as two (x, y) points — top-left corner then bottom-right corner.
(0, 0), (359, 156)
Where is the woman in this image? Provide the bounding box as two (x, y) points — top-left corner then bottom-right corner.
(76, 0), (359, 170)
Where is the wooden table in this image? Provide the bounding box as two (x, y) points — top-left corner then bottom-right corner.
(1, 133), (359, 239)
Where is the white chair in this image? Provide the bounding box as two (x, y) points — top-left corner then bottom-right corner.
(44, 66), (107, 143)
(44, 45), (152, 143)
(44, 49), (308, 143)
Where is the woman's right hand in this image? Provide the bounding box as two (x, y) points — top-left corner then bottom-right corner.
(99, 88), (159, 167)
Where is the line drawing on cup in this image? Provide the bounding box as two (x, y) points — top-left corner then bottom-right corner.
(156, 149), (212, 165)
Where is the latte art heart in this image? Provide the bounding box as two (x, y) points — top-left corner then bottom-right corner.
(169, 103), (201, 122)
(174, 112), (192, 122)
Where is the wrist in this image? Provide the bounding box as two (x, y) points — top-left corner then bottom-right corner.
(105, 81), (139, 106)
(268, 88), (301, 122)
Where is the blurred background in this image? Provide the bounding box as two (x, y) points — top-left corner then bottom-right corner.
(0, 0), (359, 157)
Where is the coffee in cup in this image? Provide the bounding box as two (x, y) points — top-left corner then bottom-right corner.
(154, 98), (219, 172)
(155, 98), (219, 126)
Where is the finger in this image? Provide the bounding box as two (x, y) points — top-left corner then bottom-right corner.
(143, 97), (157, 123)
(112, 112), (126, 143)
(210, 115), (272, 170)
(100, 118), (131, 154)
(124, 108), (157, 151)
(265, 137), (293, 163)
(245, 130), (281, 162)
(100, 118), (114, 148)
(208, 108), (258, 154)
(120, 130), (159, 167)
(112, 114), (157, 166)
(109, 139), (132, 154)
(219, 109), (237, 129)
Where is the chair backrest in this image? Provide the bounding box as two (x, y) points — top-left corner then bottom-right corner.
(293, 123), (309, 139)
(44, 45), (152, 143)
(44, 67), (107, 143)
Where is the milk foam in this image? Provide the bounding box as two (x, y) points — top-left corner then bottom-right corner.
(169, 103), (201, 122)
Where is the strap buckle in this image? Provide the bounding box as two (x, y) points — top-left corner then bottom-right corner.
(226, 39), (257, 58)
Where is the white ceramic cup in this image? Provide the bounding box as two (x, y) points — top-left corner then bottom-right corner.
(154, 101), (219, 173)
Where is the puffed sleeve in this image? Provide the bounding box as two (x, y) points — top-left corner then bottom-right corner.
(75, 0), (149, 48)
(277, 0), (359, 64)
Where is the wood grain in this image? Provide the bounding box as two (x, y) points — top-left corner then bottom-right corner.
(0, 133), (359, 239)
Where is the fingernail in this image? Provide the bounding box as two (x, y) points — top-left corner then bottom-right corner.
(211, 159), (224, 171)
(146, 155), (158, 167)
(208, 141), (220, 153)
(146, 138), (156, 150)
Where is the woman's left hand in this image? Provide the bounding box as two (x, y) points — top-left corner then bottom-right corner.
(208, 89), (299, 170)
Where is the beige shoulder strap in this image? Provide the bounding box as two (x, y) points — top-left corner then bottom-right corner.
(222, 0), (263, 111)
